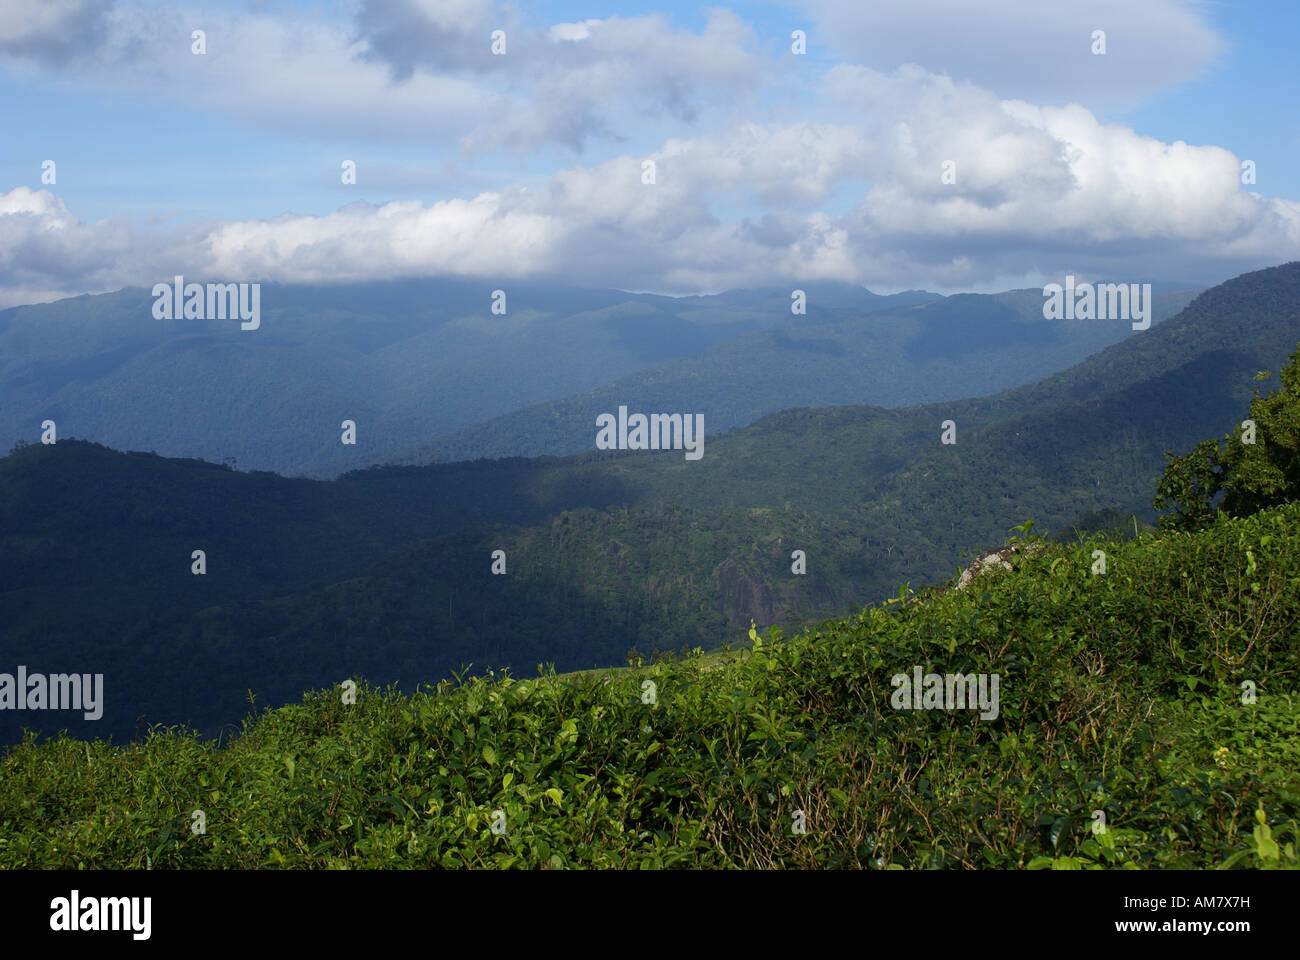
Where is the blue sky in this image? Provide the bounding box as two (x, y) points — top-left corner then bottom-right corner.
(1120, 0), (1299, 199)
(0, 0), (1296, 305)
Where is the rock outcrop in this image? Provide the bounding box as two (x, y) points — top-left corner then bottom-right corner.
(954, 542), (1045, 591)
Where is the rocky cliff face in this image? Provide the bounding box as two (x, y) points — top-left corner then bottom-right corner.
(954, 542), (1045, 591)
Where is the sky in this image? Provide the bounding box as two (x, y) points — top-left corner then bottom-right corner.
(0, 0), (1296, 307)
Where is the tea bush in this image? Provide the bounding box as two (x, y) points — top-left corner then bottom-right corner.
(2, 501), (1297, 869)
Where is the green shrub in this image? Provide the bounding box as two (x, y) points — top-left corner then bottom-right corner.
(3, 502), (1298, 869)
(1156, 341), (1300, 529)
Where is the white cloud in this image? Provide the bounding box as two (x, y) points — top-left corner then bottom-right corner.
(201, 193), (564, 281)
(548, 20), (602, 42)
(0, 2), (763, 153)
(2, 6), (1294, 310)
(456, 10), (766, 152)
(0, 188), (145, 307)
(815, 64), (1298, 284)
(797, 0), (1225, 109)
(3, 70), (1297, 307)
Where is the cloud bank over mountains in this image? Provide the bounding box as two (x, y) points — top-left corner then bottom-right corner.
(0, 0), (1294, 306)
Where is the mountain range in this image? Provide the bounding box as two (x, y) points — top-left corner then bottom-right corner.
(1, 262), (1296, 744)
(1, 278), (1194, 476)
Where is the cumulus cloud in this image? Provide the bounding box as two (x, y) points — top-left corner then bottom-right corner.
(3, 63), (1297, 308)
(0, 188), (146, 306)
(0, 0), (1290, 307)
(814, 65), (1299, 286)
(0, 0), (1231, 160)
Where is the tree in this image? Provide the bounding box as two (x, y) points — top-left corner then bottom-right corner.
(1154, 342), (1300, 529)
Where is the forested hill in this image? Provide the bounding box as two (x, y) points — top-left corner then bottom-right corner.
(391, 286), (1197, 465)
(1, 262), (1296, 743)
(0, 279), (940, 478)
(0, 279), (1191, 478)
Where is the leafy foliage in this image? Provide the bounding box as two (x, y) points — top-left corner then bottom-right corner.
(1156, 343), (1300, 529)
(2, 502), (1298, 868)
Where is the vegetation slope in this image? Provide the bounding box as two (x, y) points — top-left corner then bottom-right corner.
(1, 499), (1296, 869)
(2, 353), (1299, 868)
(0, 265), (1294, 742)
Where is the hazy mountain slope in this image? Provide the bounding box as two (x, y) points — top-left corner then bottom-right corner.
(395, 288), (1197, 464)
(1, 277), (1191, 478)
(6, 279), (905, 477)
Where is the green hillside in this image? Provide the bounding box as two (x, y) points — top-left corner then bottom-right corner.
(2, 499), (1297, 868)
(0, 264), (1296, 743)
(3, 267), (1299, 868)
